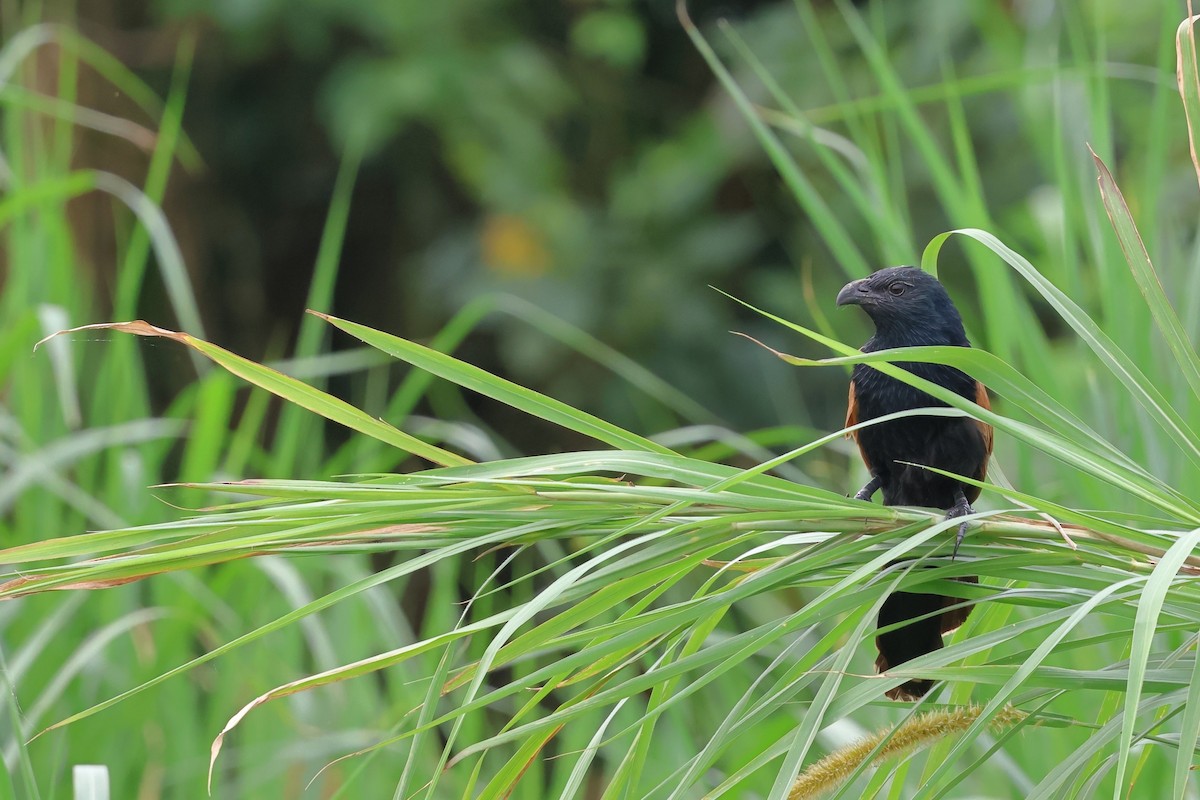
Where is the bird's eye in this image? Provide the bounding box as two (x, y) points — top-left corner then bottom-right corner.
(888, 282), (906, 296)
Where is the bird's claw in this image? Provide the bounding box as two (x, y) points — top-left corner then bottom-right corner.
(952, 520), (968, 559)
(946, 491), (973, 560)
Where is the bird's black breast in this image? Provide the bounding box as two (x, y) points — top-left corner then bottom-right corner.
(851, 361), (988, 509)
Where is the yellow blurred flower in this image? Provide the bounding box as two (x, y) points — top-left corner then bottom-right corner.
(480, 214), (551, 278)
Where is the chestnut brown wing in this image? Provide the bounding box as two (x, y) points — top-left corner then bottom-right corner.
(846, 379), (872, 472)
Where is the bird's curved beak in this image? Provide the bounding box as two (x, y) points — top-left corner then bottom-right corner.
(836, 278), (870, 307)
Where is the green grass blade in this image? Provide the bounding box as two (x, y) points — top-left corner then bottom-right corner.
(1176, 11), (1200, 191)
(679, 1), (870, 278)
(311, 312), (675, 455)
(112, 32), (193, 321)
(1171, 631), (1200, 798)
(494, 294), (720, 425)
(270, 140), (364, 475)
(40, 320), (470, 467)
(1090, 149), (1200, 403)
(0, 649), (38, 800)
(1110, 528), (1200, 799)
(0, 24), (202, 169)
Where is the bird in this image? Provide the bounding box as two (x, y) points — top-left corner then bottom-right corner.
(836, 265), (993, 700)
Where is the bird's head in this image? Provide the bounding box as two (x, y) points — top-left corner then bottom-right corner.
(836, 266), (967, 344)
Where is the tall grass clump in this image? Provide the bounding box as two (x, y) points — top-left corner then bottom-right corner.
(7, 3), (1200, 799)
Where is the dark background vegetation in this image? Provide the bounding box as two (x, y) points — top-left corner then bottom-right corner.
(67, 1), (794, 439)
(59, 0), (1166, 454)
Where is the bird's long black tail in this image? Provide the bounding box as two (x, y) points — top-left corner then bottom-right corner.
(874, 573), (977, 701)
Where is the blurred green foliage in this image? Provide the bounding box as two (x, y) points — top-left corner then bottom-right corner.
(124, 0), (1184, 446)
(121, 0), (782, 434)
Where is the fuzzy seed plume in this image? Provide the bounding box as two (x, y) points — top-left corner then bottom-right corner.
(788, 704), (1027, 800)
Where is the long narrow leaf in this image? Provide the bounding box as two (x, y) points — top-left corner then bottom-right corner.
(36, 320), (470, 467)
(1090, 149), (1200, 402)
(311, 311), (676, 456)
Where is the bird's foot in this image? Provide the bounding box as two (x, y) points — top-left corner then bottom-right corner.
(854, 475), (882, 502)
(946, 489), (973, 559)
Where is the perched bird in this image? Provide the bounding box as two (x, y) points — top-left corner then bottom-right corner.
(836, 266), (993, 700)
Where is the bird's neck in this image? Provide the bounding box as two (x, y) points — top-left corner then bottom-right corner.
(864, 321), (969, 350)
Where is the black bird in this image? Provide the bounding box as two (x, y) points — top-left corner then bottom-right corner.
(836, 266), (992, 700)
